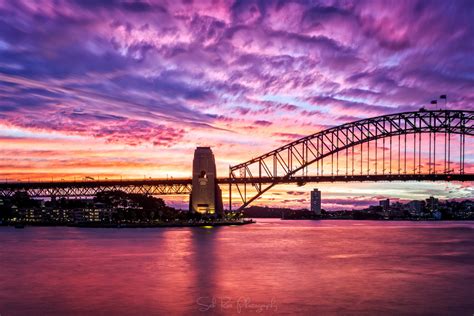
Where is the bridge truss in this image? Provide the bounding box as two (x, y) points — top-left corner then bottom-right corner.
(229, 110), (474, 211)
(0, 179), (192, 198)
(2, 174), (474, 200)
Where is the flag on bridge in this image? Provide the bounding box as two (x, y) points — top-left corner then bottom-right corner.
(431, 100), (437, 105)
(440, 94), (447, 99)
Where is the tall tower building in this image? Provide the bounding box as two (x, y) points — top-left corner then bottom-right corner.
(190, 147), (223, 216)
(379, 199), (390, 211)
(310, 189), (321, 215)
(426, 196), (439, 211)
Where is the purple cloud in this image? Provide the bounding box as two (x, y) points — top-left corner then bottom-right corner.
(0, 0), (473, 187)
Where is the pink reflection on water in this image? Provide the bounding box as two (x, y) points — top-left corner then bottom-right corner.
(1, 220), (474, 315)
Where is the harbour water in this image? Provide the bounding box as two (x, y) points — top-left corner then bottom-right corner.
(1, 220), (473, 315)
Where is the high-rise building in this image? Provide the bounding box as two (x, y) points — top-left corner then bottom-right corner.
(426, 196), (439, 211)
(310, 189), (321, 215)
(379, 199), (390, 211)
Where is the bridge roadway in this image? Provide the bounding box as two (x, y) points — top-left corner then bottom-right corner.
(1, 173), (473, 198)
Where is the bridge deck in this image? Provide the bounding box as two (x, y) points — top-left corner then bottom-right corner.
(2, 174), (474, 188)
(0, 174), (473, 198)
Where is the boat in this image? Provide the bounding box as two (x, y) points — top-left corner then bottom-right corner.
(14, 223), (25, 229)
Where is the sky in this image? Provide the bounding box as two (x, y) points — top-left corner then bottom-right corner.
(1, 0), (474, 210)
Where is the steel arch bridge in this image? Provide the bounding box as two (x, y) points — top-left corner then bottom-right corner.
(0, 110), (473, 209)
(228, 110), (474, 211)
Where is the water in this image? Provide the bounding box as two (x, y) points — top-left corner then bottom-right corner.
(1, 220), (473, 315)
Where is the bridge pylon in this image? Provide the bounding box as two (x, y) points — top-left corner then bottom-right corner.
(190, 147), (223, 216)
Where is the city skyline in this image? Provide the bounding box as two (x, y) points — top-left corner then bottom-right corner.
(1, 0), (474, 209)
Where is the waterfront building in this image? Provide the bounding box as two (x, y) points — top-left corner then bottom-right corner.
(25, 209), (42, 222)
(73, 209), (85, 223)
(310, 189), (321, 215)
(426, 196), (439, 211)
(84, 209), (100, 222)
(408, 200), (425, 215)
(379, 199), (390, 211)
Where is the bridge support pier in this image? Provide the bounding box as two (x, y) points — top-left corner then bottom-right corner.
(190, 147), (223, 216)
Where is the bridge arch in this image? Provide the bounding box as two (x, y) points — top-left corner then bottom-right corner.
(229, 110), (474, 210)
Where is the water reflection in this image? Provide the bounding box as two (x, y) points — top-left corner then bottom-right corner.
(189, 227), (219, 313)
(0, 221), (473, 315)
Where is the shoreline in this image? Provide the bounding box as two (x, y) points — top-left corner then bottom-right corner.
(3, 218), (474, 228)
(70, 219), (256, 228)
(282, 217), (474, 221)
(1, 220), (256, 228)
(270, 217), (474, 221)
